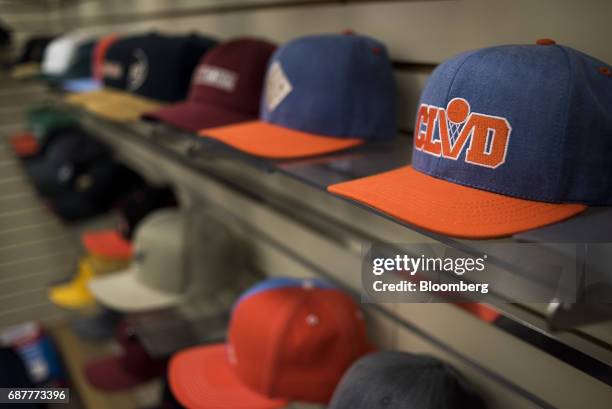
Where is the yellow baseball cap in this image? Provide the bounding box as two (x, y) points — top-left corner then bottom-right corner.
(48, 255), (130, 309)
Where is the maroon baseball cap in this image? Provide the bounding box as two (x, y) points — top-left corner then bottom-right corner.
(143, 37), (277, 132)
(84, 321), (166, 391)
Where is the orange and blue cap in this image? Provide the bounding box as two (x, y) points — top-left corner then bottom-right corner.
(329, 41), (612, 238)
(200, 34), (396, 159)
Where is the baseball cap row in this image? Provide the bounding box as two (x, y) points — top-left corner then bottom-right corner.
(51, 203), (487, 409)
(15, 29), (612, 239)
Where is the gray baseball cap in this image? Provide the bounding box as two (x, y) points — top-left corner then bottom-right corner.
(89, 208), (241, 312)
(328, 351), (486, 409)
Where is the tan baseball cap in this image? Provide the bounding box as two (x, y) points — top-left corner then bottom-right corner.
(89, 208), (240, 312)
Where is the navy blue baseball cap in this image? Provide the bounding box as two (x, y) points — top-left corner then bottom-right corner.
(120, 33), (217, 102)
(330, 40), (612, 238)
(201, 34), (396, 159)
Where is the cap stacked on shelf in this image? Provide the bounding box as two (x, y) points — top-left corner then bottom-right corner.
(169, 277), (373, 409)
(329, 41), (612, 238)
(144, 37), (276, 132)
(329, 351), (486, 409)
(88, 208), (239, 312)
(199, 33), (396, 158)
(66, 33), (217, 122)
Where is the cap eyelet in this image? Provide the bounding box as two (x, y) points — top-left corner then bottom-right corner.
(372, 47), (382, 55)
(306, 314), (319, 326)
(598, 66), (611, 77)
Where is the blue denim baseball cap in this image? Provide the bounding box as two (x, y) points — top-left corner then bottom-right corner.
(330, 40), (612, 238)
(201, 34), (396, 159)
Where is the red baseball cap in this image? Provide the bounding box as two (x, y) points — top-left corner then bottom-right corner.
(81, 229), (133, 260)
(9, 132), (40, 157)
(144, 37), (276, 132)
(169, 279), (373, 409)
(84, 322), (166, 391)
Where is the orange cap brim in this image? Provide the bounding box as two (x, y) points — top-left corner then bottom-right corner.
(81, 230), (133, 260)
(169, 344), (288, 409)
(200, 120), (363, 159)
(328, 166), (586, 239)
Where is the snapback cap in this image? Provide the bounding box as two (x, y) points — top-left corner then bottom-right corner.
(88, 208), (235, 312)
(66, 33), (216, 122)
(88, 209), (187, 312)
(144, 37), (276, 132)
(14, 36), (54, 65)
(84, 321), (166, 391)
(329, 351), (486, 409)
(329, 41), (612, 238)
(81, 186), (176, 260)
(41, 31), (97, 77)
(169, 278), (373, 409)
(47, 160), (144, 222)
(200, 34), (396, 159)
(48, 255), (129, 310)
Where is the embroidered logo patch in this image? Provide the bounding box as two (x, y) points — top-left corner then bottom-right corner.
(127, 49), (148, 91)
(264, 61), (292, 112)
(414, 98), (511, 169)
(193, 64), (238, 91)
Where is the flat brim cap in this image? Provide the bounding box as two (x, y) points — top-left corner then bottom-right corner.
(143, 101), (255, 133)
(169, 344), (288, 409)
(328, 166), (585, 238)
(200, 120), (363, 159)
(88, 266), (182, 312)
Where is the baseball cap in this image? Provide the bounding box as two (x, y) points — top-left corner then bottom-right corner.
(14, 35), (55, 65)
(66, 33), (216, 122)
(92, 34), (120, 81)
(47, 160), (144, 222)
(8, 132), (39, 158)
(9, 35), (54, 79)
(48, 255), (129, 310)
(81, 186), (176, 260)
(18, 108), (80, 159)
(41, 31), (97, 77)
(71, 307), (123, 342)
(169, 278), (373, 409)
(24, 130), (110, 197)
(329, 41), (612, 238)
(143, 37), (276, 132)
(50, 39), (96, 81)
(89, 208), (235, 312)
(62, 34), (120, 93)
(328, 351), (486, 409)
(84, 321), (166, 391)
(200, 34), (396, 159)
